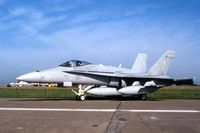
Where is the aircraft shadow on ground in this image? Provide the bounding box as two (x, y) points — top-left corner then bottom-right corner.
(10, 96), (161, 101)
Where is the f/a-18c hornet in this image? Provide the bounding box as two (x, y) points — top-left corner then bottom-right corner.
(16, 50), (193, 101)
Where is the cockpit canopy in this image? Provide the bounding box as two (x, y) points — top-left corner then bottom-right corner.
(59, 60), (91, 67)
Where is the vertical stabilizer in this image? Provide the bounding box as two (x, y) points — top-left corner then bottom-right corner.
(148, 50), (175, 76)
(132, 53), (148, 73)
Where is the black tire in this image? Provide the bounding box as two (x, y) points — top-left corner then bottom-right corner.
(138, 94), (147, 100)
(76, 95), (80, 101)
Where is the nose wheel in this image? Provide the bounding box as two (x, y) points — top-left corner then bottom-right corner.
(73, 85), (94, 101)
(79, 95), (86, 101)
(76, 95), (86, 101)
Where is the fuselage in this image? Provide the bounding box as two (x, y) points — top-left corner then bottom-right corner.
(16, 62), (139, 86)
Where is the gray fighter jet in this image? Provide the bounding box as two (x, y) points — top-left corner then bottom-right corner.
(16, 50), (190, 101)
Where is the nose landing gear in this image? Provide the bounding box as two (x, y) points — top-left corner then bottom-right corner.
(75, 95), (86, 101)
(73, 85), (94, 101)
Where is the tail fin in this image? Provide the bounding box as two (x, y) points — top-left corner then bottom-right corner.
(148, 50), (175, 76)
(132, 53), (148, 73)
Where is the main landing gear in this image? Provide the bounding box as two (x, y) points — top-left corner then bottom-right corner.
(138, 94), (147, 100)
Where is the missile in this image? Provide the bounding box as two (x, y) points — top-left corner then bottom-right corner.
(87, 87), (121, 96)
(118, 86), (144, 95)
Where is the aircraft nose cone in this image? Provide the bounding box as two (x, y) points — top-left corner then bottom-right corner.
(16, 72), (41, 82)
(16, 76), (23, 81)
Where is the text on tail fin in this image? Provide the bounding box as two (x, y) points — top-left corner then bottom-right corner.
(148, 50), (175, 76)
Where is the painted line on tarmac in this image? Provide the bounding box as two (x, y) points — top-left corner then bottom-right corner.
(0, 108), (116, 112)
(119, 109), (200, 113)
(0, 108), (199, 113)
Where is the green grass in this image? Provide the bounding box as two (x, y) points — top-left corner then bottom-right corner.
(149, 85), (200, 100)
(0, 85), (199, 100)
(0, 87), (76, 99)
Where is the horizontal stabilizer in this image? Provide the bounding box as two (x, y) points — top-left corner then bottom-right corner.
(174, 78), (194, 85)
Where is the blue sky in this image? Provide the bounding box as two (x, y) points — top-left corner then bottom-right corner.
(0, 0), (200, 84)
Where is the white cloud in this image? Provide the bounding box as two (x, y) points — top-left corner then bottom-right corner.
(10, 7), (27, 16)
(30, 10), (65, 28)
(0, 7), (66, 36)
(69, 12), (98, 24)
(36, 17), (200, 71)
(43, 0), (93, 12)
(125, 4), (158, 16)
(20, 24), (39, 36)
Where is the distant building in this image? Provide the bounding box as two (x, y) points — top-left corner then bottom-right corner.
(7, 81), (32, 87)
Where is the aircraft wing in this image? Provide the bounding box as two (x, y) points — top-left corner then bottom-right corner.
(63, 70), (175, 86)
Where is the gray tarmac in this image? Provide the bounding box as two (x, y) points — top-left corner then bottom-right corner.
(0, 99), (199, 133)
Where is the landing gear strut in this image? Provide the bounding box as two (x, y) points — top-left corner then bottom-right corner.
(72, 85), (94, 101)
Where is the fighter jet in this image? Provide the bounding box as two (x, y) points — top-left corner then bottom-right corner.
(16, 50), (190, 101)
